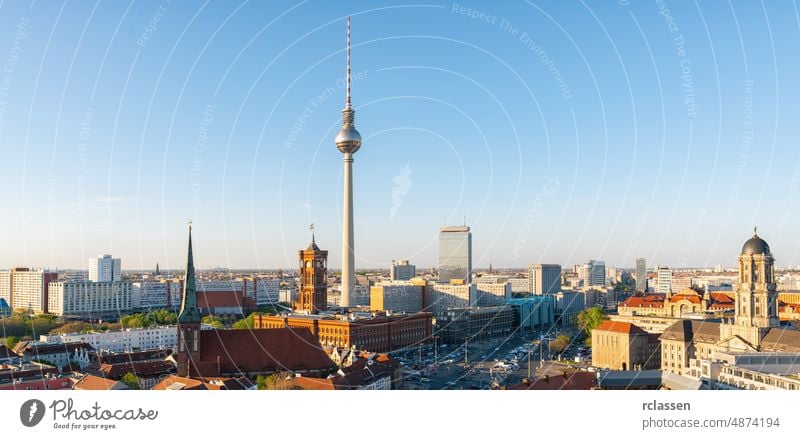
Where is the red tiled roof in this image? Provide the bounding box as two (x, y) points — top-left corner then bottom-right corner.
(594, 320), (647, 335)
(293, 377), (336, 390)
(193, 328), (336, 377)
(621, 295), (665, 308)
(98, 361), (175, 379)
(669, 294), (702, 304)
(152, 375), (252, 390)
(73, 375), (126, 390)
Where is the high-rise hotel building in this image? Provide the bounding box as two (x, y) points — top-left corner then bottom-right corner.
(438, 225), (472, 284)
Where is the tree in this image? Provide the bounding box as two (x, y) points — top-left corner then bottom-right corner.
(49, 322), (91, 335)
(202, 315), (224, 329)
(3, 335), (19, 349)
(120, 372), (141, 390)
(255, 373), (294, 390)
(548, 334), (571, 354)
(576, 307), (607, 338)
(231, 312), (264, 330)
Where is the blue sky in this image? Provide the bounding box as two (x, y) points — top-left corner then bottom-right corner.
(1, 0), (800, 270)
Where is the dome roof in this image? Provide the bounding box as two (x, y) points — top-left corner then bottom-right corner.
(742, 230), (770, 255)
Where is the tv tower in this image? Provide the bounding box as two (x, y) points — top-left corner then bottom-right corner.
(335, 17), (362, 308)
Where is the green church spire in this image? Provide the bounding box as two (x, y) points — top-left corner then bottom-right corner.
(178, 221), (201, 323)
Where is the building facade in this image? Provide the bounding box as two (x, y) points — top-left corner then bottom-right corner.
(591, 321), (661, 371)
(370, 279), (425, 313)
(635, 258), (647, 293)
(656, 266), (673, 294)
(528, 264), (562, 295)
(435, 306), (515, 342)
(48, 280), (132, 317)
(390, 260), (416, 281)
(254, 312), (433, 353)
(41, 326), (178, 352)
(474, 281), (511, 306)
(0, 268), (59, 313)
(438, 225), (472, 284)
(427, 282), (476, 314)
(88, 254), (121, 282)
(506, 296), (556, 330)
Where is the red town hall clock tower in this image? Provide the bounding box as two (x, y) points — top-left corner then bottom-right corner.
(294, 231), (328, 314)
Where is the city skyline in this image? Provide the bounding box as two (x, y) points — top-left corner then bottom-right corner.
(3, 2), (800, 270)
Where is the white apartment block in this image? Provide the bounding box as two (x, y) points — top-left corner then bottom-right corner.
(474, 281), (512, 306)
(427, 283), (476, 314)
(47, 280), (132, 317)
(132, 281), (170, 309)
(88, 254), (121, 282)
(656, 266), (673, 294)
(41, 326), (178, 353)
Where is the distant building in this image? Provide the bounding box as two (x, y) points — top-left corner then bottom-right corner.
(576, 260), (605, 287)
(427, 282), (476, 314)
(0, 268), (59, 313)
(370, 279), (425, 313)
(474, 281), (511, 306)
(14, 341), (94, 369)
(507, 277), (530, 294)
(88, 254), (121, 282)
(528, 264), (561, 295)
(590, 260), (606, 286)
(635, 258), (647, 293)
(255, 312), (433, 352)
(505, 296), (556, 330)
(390, 260), (416, 281)
(555, 291), (586, 325)
(41, 327), (178, 352)
(656, 266), (673, 294)
(435, 306), (515, 342)
(132, 281), (170, 310)
(438, 225), (472, 284)
(591, 321), (661, 371)
(47, 280), (133, 317)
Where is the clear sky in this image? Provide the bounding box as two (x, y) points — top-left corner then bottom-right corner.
(1, 0), (799, 270)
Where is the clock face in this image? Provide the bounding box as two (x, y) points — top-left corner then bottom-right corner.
(306, 261), (312, 268)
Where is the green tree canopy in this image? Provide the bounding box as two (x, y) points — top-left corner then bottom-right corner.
(548, 334), (571, 354)
(120, 372), (141, 390)
(576, 307), (607, 337)
(231, 312), (265, 330)
(202, 315), (224, 329)
(3, 335), (19, 349)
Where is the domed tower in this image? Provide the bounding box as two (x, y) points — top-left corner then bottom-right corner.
(336, 17), (362, 309)
(723, 228), (780, 347)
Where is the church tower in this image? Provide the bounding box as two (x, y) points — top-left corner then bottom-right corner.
(294, 230), (328, 314)
(722, 229), (779, 348)
(176, 223), (202, 377)
(735, 228), (779, 328)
